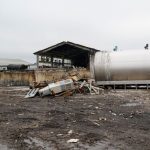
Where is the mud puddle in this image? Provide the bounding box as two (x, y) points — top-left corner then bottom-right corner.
(24, 137), (53, 150)
(121, 102), (141, 107)
(0, 143), (12, 150)
(79, 140), (117, 150)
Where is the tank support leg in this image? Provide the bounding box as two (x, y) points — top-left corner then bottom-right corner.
(114, 84), (115, 90)
(124, 84), (126, 90)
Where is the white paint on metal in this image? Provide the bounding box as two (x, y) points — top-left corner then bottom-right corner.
(94, 50), (150, 82)
(39, 79), (74, 96)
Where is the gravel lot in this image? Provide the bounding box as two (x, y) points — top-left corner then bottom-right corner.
(0, 87), (150, 150)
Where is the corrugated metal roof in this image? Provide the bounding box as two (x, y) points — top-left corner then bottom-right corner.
(0, 58), (30, 66)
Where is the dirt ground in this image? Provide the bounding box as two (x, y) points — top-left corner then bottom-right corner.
(0, 87), (150, 150)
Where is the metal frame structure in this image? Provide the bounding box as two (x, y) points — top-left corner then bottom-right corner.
(97, 80), (150, 90)
(34, 41), (99, 68)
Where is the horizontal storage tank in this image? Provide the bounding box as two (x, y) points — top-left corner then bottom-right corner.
(93, 50), (150, 84)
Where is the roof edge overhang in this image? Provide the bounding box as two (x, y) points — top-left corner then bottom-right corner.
(34, 41), (100, 55)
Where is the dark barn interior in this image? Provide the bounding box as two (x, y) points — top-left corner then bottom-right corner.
(34, 41), (99, 68)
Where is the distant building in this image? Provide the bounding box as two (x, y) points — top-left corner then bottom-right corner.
(28, 63), (37, 70)
(0, 66), (7, 71)
(0, 58), (30, 71)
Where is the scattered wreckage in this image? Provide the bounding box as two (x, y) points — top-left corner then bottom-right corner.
(25, 75), (103, 98)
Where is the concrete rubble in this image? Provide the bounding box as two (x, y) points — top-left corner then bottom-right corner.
(25, 74), (103, 98)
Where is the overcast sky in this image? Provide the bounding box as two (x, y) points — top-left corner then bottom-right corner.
(0, 0), (150, 62)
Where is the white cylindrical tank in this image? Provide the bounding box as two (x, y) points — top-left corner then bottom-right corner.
(94, 50), (150, 82)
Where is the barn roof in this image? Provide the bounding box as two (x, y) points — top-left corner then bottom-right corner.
(34, 41), (100, 58)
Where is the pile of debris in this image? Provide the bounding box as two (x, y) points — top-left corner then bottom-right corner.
(25, 74), (103, 98)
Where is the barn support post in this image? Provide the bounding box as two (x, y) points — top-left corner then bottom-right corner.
(90, 53), (95, 79)
(51, 56), (53, 67)
(36, 55), (39, 68)
(62, 57), (64, 67)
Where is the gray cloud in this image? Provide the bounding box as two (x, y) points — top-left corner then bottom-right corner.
(0, 0), (150, 62)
